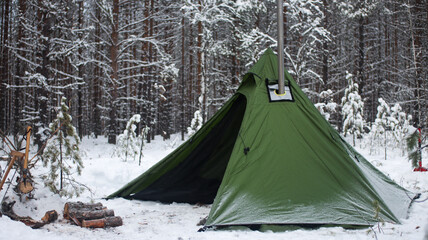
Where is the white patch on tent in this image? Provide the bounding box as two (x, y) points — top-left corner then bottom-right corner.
(267, 84), (294, 102)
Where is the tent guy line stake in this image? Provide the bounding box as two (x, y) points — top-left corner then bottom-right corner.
(277, 0), (285, 95)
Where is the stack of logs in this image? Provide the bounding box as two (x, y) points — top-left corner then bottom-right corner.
(63, 202), (122, 228)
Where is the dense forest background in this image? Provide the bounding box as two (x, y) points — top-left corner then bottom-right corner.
(0, 0), (427, 148)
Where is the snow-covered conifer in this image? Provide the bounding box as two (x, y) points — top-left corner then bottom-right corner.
(341, 71), (364, 146)
(390, 103), (412, 154)
(42, 97), (84, 198)
(114, 114), (142, 162)
(187, 110), (203, 136)
(315, 89), (337, 123)
(372, 98), (394, 160)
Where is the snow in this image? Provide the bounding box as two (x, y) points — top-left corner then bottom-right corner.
(1, 134), (428, 240)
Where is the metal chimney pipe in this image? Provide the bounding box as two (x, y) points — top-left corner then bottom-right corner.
(277, 0), (285, 95)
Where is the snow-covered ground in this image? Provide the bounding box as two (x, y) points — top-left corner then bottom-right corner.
(1, 134), (428, 240)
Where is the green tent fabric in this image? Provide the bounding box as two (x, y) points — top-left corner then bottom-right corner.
(108, 48), (416, 228)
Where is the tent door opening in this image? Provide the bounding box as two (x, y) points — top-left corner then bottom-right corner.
(129, 94), (247, 204)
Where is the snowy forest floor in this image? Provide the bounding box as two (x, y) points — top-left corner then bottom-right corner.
(1, 134), (428, 240)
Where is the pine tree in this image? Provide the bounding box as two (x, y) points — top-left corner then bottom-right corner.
(114, 114), (142, 162)
(42, 97), (84, 198)
(341, 71), (364, 146)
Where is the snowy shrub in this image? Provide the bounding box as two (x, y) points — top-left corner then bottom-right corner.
(137, 125), (150, 166)
(315, 89), (337, 123)
(390, 103), (412, 155)
(114, 114), (142, 162)
(341, 71), (364, 146)
(371, 98), (391, 160)
(370, 98), (411, 159)
(187, 110), (203, 136)
(42, 97), (84, 198)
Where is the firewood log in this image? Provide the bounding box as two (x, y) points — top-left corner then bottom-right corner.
(69, 209), (115, 221)
(81, 216), (123, 228)
(63, 202), (104, 219)
(64, 202), (103, 210)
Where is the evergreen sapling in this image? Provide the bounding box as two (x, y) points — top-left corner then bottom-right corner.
(42, 97), (84, 197)
(187, 110), (203, 136)
(390, 103), (412, 155)
(114, 114), (142, 162)
(341, 71), (364, 146)
(406, 128), (427, 168)
(372, 98), (395, 160)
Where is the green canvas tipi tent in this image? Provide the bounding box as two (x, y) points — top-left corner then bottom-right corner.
(108, 48), (416, 228)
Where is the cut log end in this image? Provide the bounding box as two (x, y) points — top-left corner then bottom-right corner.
(18, 181), (34, 194)
(41, 210), (58, 223)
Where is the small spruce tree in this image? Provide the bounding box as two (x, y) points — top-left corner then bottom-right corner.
(341, 71), (364, 146)
(42, 97), (84, 197)
(406, 130), (421, 168)
(114, 114), (142, 162)
(390, 103), (412, 155)
(406, 128), (427, 168)
(187, 110), (203, 136)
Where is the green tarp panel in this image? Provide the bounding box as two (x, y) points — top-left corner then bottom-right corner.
(108, 48), (416, 228)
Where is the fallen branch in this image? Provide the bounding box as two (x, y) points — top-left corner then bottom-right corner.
(1, 200), (58, 229)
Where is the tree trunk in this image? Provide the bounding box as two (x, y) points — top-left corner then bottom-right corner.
(34, 0), (50, 151)
(0, 0), (10, 132)
(408, 0), (423, 126)
(92, 3), (101, 138)
(197, 0), (205, 122)
(181, 15), (186, 141)
(148, 0), (154, 142)
(188, 18), (194, 127)
(413, 0), (424, 127)
(357, 16), (365, 91)
(322, 0), (328, 90)
(108, 0), (119, 144)
(13, 0), (26, 135)
(59, 131), (63, 191)
(77, 0), (84, 139)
